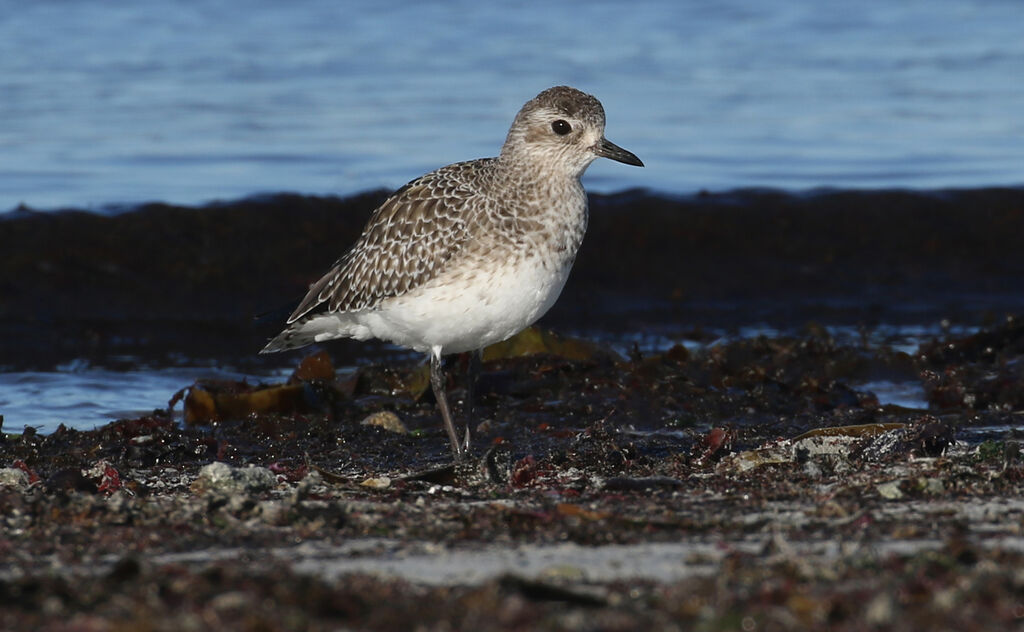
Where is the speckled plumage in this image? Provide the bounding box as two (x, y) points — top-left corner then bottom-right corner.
(261, 86), (642, 458)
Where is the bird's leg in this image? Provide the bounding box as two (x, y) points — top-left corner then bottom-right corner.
(462, 349), (481, 453)
(430, 348), (463, 461)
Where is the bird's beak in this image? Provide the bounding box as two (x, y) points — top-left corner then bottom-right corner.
(595, 138), (644, 167)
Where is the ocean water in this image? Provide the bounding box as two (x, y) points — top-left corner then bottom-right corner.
(2, 0), (1023, 212)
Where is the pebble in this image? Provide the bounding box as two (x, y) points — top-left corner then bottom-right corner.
(191, 462), (277, 495)
(361, 411), (408, 434)
(0, 467), (29, 489)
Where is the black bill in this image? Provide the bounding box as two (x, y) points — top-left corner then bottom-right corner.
(595, 138), (644, 167)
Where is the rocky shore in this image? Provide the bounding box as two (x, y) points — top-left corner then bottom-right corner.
(2, 187), (1024, 630)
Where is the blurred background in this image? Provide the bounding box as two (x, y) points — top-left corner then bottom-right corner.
(2, 0), (1022, 212)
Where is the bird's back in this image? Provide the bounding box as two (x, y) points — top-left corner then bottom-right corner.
(289, 158), (499, 322)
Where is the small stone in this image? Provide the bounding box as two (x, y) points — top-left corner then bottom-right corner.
(209, 590), (253, 612)
(0, 468), (29, 489)
(933, 587), (958, 612)
(876, 481), (904, 500)
(191, 462), (277, 495)
(258, 500), (288, 524)
(361, 411), (407, 434)
(292, 470), (325, 502)
(921, 477), (945, 495)
(360, 476), (391, 489)
(864, 593), (894, 625)
(475, 418), (498, 435)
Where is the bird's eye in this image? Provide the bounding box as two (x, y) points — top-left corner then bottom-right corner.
(551, 119), (572, 135)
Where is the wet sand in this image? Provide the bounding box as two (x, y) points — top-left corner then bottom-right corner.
(2, 187), (1024, 630)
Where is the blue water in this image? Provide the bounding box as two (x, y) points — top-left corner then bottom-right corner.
(0, 365), (290, 434)
(2, 0), (1023, 212)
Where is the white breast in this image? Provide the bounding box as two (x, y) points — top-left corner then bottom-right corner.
(351, 253), (574, 354)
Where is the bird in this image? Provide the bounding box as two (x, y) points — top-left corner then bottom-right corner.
(261, 86), (643, 460)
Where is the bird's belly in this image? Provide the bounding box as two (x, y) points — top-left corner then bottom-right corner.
(360, 256), (573, 354)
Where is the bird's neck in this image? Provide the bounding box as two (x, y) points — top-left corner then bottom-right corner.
(494, 152), (581, 193)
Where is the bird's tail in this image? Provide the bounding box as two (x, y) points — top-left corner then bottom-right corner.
(259, 313), (354, 354)
(259, 327), (305, 354)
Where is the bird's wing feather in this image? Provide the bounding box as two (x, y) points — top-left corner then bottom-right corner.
(286, 160), (491, 323)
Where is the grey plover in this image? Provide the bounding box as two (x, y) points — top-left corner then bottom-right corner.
(262, 86), (643, 459)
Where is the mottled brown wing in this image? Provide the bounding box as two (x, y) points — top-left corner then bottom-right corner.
(286, 161), (491, 324)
